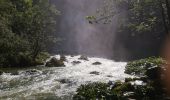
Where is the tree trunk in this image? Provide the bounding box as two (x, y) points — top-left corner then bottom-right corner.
(165, 0), (170, 34)
(32, 39), (41, 61)
(159, 0), (169, 34)
(165, 0), (170, 23)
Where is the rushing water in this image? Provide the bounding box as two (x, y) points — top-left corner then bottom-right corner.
(0, 55), (130, 100)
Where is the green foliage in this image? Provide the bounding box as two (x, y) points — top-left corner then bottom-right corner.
(73, 80), (165, 100)
(89, 0), (167, 35)
(74, 57), (168, 100)
(73, 82), (118, 100)
(0, 0), (59, 67)
(125, 57), (165, 76)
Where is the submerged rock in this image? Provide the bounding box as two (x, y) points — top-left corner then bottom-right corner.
(71, 55), (74, 57)
(24, 69), (41, 75)
(72, 61), (81, 65)
(107, 75), (113, 77)
(58, 79), (72, 84)
(11, 71), (19, 75)
(92, 62), (102, 65)
(78, 55), (88, 61)
(45, 57), (65, 67)
(89, 71), (100, 75)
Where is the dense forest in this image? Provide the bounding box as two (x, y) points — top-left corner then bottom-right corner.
(0, 0), (59, 67)
(0, 0), (170, 100)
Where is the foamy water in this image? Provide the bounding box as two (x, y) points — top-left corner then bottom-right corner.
(0, 55), (130, 100)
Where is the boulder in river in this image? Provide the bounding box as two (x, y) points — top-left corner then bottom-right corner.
(11, 71), (19, 75)
(25, 69), (40, 75)
(45, 57), (65, 67)
(90, 71), (100, 75)
(72, 61), (81, 65)
(92, 62), (102, 65)
(60, 55), (66, 61)
(58, 79), (72, 84)
(78, 55), (88, 61)
(107, 75), (113, 77)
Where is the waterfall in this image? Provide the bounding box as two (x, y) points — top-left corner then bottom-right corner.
(52, 0), (119, 59)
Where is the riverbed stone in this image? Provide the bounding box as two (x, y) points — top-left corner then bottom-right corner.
(78, 55), (88, 61)
(90, 71), (100, 75)
(25, 69), (40, 75)
(107, 75), (113, 77)
(60, 55), (66, 61)
(92, 62), (102, 65)
(72, 61), (81, 65)
(11, 71), (19, 75)
(45, 57), (65, 67)
(58, 79), (72, 84)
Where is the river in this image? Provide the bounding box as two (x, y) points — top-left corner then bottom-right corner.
(0, 55), (130, 100)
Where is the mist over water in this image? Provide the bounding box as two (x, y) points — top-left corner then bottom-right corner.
(52, 0), (119, 58)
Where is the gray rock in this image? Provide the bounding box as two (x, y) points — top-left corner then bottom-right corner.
(58, 79), (72, 84)
(71, 55), (74, 57)
(11, 71), (19, 75)
(46, 57), (65, 67)
(78, 55), (88, 61)
(60, 55), (66, 61)
(92, 62), (102, 65)
(25, 69), (40, 75)
(72, 61), (81, 65)
(90, 71), (100, 75)
(107, 75), (113, 77)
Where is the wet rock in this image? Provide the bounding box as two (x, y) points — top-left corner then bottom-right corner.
(58, 79), (71, 84)
(92, 62), (102, 65)
(71, 55), (74, 57)
(42, 70), (50, 75)
(11, 71), (19, 75)
(78, 55), (88, 61)
(60, 55), (66, 61)
(108, 81), (115, 85)
(45, 57), (65, 67)
(72, 61), (81, 65)
(89, 71), (100, 75)
(25, 69), (40, 75)
(107, 75), (113, 77)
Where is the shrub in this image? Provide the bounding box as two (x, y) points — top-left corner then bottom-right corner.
(125, 57), (165, 76)
(73, 82), (118, 100)
(73, 57), (168, 100)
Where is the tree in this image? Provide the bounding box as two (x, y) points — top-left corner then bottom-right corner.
(0, 0), (60, 67)
(87, 0), (169, 60)
(87, 0), (170, 34)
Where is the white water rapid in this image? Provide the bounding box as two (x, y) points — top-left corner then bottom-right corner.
(0, 55), (130, 100)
